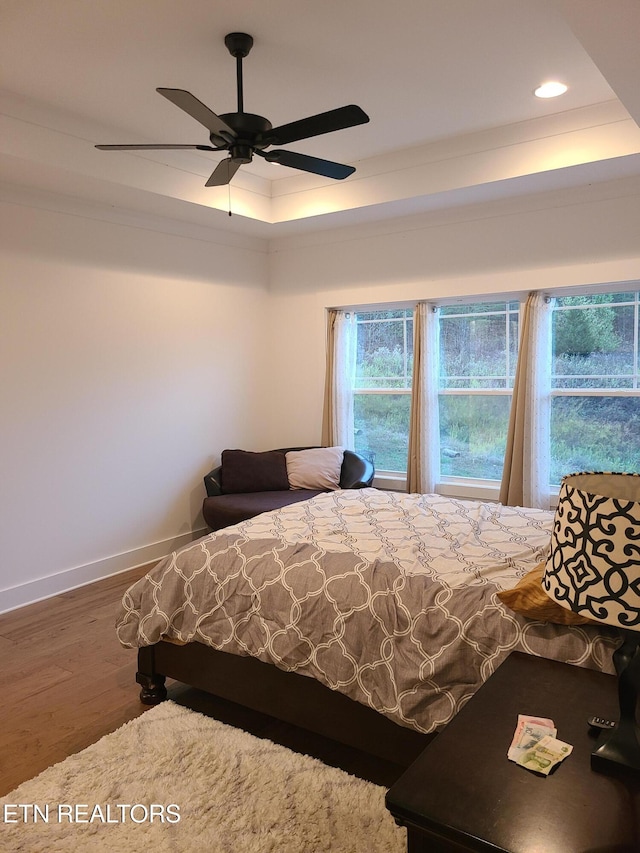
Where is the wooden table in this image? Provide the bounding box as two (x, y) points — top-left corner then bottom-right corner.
(386, 652), (640, 852)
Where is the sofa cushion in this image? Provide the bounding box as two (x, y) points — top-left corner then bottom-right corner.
(203, 489), (325, 531)
(286, 446), (344, 490)
(221, 449), (290, 494)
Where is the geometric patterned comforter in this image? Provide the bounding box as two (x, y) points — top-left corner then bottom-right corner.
(116, 489), (620, 734)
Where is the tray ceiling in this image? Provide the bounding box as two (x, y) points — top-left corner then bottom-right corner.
(1, 0), (639, 237)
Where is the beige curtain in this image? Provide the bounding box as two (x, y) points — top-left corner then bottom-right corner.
(321, 309), (356, 448)
(499, 292), (552, 509)
(407, 303), (440, 493)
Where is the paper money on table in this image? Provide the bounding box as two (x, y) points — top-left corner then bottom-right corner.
(507, 714), (557, 762)
(514, 735), (573, 776)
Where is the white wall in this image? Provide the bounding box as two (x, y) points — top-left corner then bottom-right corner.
(266, 178), (640, 444)
(0, 199), (269, 610)
(3, 174), (640, 612)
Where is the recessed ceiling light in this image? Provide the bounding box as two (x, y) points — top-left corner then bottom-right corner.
(534, 81), (568, 99)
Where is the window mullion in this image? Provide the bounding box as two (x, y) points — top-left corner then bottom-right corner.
(635, 293), (639, 391)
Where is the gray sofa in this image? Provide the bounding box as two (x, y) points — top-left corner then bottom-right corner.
(202, 446), (374, 531)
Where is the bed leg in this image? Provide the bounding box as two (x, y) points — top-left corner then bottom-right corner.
(136, 672), (167, 704)
(136, 646), (167, 705)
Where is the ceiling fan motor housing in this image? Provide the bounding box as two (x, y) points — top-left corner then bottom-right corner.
(213, 112), (273, 148)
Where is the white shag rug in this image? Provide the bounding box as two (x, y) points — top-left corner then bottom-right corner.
(0, 701), (405, 853)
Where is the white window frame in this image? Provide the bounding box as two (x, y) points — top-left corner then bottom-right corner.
(549, 289), (640, 487)
(437, 301), (519, 498)
(353, 309), (413, 481)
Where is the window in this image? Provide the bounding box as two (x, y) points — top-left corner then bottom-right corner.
(354, 310), (413, 471)
(353, 303), (519, 479)
(346, 287), (639, 492)
(550, 291), (640, 483)
(439, 302), (519, 481)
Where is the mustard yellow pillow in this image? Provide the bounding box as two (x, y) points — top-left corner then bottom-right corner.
(498, 562), (596, 626)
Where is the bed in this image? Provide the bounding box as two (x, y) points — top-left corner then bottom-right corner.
(116, 488), (621, 765)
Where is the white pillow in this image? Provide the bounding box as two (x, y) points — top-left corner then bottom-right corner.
(286, 447), (344, 491)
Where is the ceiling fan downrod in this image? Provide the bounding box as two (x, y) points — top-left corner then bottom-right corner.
(224, 32), (253, 114)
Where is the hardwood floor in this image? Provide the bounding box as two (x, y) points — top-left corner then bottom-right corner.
(1, 565), (404, 797)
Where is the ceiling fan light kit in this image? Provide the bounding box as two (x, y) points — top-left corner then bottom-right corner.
(96, 32), (369, 187)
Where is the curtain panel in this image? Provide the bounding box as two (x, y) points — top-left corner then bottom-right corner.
(499, 291), (552, 509)
(321, 309), (357, 449)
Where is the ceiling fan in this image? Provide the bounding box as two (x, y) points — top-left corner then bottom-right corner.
(96, 32), (369, 186)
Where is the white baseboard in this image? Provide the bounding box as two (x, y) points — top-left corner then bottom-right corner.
(0, 527), (209, 615)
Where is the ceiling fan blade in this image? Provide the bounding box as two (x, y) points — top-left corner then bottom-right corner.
(156, 88), (236, 141)
(205, 158), (242, 186)
(261, 149), (355, 180)
(260, 105), (369, 147)
(96, 144), (220, 151)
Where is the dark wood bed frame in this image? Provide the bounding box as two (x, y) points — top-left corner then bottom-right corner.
(137, 641), (433, 766)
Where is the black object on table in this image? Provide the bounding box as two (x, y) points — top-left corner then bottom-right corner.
(386, 651), (640, 853)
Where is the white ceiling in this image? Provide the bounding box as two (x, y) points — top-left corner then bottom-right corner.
(1, 0), (640, 239)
